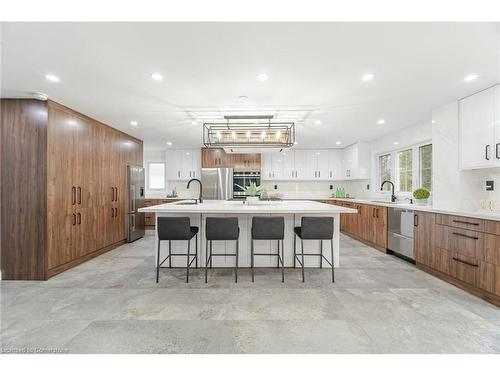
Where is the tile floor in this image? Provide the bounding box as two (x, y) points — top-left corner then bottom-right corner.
(1, 231), (499, 353)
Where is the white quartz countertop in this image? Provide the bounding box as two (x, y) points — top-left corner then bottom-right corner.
(139, 199), (358, 214)
(326, 198), (500, 222)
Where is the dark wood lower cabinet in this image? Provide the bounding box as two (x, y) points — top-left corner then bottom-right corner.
(144, 199), (181, 228)
(1, 98), (143, 280)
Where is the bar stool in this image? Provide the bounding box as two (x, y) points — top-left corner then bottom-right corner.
(156, 217), (198, 283)
(205, 217), (240, 283)
(251, 216), (285, 282)
(293, 217), (335, 283)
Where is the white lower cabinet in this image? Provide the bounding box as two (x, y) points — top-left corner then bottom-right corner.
(166, 149), (201, 181)
(459, 84), (500, 170)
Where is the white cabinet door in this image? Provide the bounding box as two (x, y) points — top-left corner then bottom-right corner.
(271, 152), (284, 180)
(181, 149), (194, 179)
(341, 145), (353, 179)
(328, 149), (342, 180)
(282, 150), (295, 179)
(191, 149), (201, 179)
(306, 151), (318, 179)
(166, 150), (182, 181)
(316, 150), (329, 180)
(261, 153), (274, 180)
(293, 150), (308, 180)
(493, 86), (500, 166)
(459, 88), (496, 169)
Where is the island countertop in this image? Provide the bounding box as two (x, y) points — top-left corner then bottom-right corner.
(139, 199), (358, 214)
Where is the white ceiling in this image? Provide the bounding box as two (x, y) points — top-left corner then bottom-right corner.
(2, 22), (499, 150)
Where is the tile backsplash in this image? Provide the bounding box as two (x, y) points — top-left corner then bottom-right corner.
(460, 168), (500, 211)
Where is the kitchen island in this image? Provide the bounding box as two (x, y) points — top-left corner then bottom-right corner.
(139, 200), (357, 269)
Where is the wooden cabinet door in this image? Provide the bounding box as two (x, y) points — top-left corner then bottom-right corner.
(202, 148), (227, 168)
(374, 207), (387, 248)
(414, 212), (436, 267)
(47, 103), (77, 269)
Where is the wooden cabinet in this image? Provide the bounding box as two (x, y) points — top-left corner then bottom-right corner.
(459, 84), (500, 170)
(143, 199), (181, 228)
(202, 148), (229, 168)
(230, 153), (261, 171)
(414, 211), (500, 306)
(1, 99), (143, 280)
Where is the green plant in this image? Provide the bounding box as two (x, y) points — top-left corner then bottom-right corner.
(413, 188), (430, 200)
(235, 182), (263, 197)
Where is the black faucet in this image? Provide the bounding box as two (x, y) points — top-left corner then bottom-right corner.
(380, 180), (397, 202)
(187, 178), (203, 204)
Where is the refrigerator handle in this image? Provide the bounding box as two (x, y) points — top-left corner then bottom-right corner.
(130, 185), (135, 212)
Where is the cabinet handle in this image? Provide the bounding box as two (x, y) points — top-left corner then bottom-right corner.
(318, 171), (320, 178)
(72, 187), (76, 205)
(72, 213), (76, 225)
(111, 187), (114, 202)
(452, 219), (479, 226)
(78, 187), (82, 204)
(496, 143), (500, 159)
(414, 214), (418, 227)
(376, 208), (379, 218)
(115, 207), (118, 217)
(452, 257), (478, 267)
(77, 212), (81, 225)
(485, 145), (490, 160)
(116, 187), (118, 202)
(330, 171), (332, 178)
(373, 208), (376, 218)
(452, 232), (479, 240)
(178, 171), (180, 178)
(111, 207), (114, 217)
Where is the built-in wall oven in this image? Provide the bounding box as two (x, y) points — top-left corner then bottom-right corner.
(233, 171), (261, 199)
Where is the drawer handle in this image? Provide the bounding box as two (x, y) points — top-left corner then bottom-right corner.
(452, 232), (479, 240)
(414, 214), (418, 227)
(72, 187), (76, 205)
(452, 257), (478, 267)
(452, 220), (479, 226)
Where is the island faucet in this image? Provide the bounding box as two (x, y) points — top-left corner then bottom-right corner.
(380, 180), (397, 202)
(187, 178), (203, 204)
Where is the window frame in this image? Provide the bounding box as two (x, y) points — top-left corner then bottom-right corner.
(376, 141), (432, 197)
(378, 153), (392, 191)
(147, 162), (166, 190)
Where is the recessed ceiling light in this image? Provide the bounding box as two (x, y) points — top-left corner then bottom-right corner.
(362, 73), (374, 82)
(464, 74), (479, 82)
(393, 141), (399, 145)
(336, 141), (342, 145)
(45, 74), (60, 82)
(130, 121), (138, 126)
(238, 95), (248, 101)
(166, 141), (172, 146)
(257, 73), (268, 82)
(377, 119), (385, 125)
(151, 72), (163, 81)
(314, 120), (322, 125)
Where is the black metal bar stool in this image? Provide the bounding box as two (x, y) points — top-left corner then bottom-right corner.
(251, 216), (285, 282)
(293, 216), (335, 283)
(205, 217), (240, 283)
(156, 217), (198, 283)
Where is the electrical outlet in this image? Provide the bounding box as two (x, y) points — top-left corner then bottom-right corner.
(274, 185), (278, 190)
(486, 180), (494, 191)
(367, 184), (370, 190)
(330, 185), (333, 190)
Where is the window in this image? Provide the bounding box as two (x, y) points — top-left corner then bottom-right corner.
(397, 149), (413, 192)
(379, 154), (392, 191)
(148, 162), (165, 189)
(419, 144), (432, 191)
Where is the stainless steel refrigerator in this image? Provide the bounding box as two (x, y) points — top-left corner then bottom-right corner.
(127, 165), (145, 242)
(201, 168), (234, 200)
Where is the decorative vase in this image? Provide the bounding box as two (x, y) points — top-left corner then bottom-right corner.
(414, 198), (428, 206)
(247, 196), (259, 205)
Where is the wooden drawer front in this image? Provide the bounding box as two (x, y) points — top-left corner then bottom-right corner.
(432, 247), (451, 275)
(483, 234), (500, 265)
(484, 220), (500, 236)
(435, 225), (483, 259)
(451, 254), (479, 286)
(144, 199), (157, 207)
(436, 214), (484, 232)
(478, 262), (499, 295)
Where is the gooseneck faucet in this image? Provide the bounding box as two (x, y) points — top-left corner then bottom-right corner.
(187, 178), (203, 204)
(380, 180), (397, 202)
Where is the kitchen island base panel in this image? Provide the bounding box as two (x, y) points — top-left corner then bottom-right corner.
(155, 213), (340, 269)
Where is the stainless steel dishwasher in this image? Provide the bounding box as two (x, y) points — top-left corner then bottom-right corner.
(387, 207), (415, 262)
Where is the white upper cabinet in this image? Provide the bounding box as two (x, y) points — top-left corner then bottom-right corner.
(261, 148), (348, 181)
(166, 149), (201, 181)
(340, 142), (370, 180)
(459, 86), (498, 169)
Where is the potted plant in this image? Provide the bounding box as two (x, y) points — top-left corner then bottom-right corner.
(413, 188), (430, 206)
(236, 182), (263, 205)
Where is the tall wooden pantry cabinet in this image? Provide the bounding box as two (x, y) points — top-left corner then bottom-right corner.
(1, 99), (143, 280)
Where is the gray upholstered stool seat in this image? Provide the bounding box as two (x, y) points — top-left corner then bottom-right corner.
(294, 216), (335, 283)
(156, 217), (198, 283)
(205, 217), (240, 283)
(251, 216), (285, 282)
